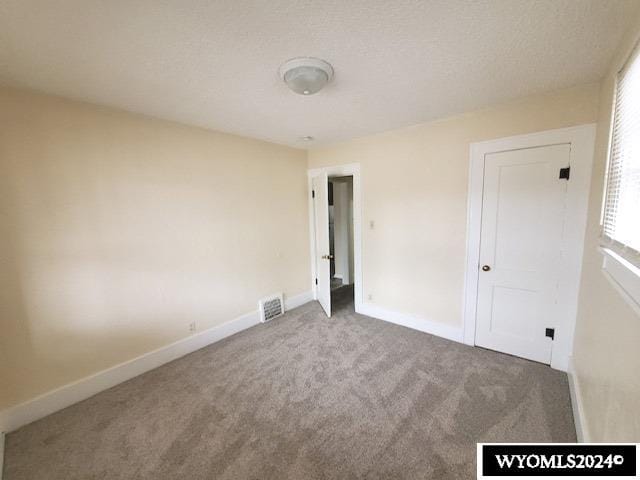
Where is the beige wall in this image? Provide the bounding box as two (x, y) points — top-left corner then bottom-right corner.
(0, 87), (310, 410)
(308, 84), (600, 330)
(572, 19), (640, 441)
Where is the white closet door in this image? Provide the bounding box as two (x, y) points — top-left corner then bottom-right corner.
(475, 144), (570, 364)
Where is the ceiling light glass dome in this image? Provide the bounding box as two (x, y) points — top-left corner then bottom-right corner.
(279, 57), (334, 95)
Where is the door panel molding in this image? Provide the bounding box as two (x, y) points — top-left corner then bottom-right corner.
(307, 163), (362, 313)
(462, 124), (596, 371)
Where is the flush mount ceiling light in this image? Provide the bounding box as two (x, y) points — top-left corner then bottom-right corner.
(279, 57), (334, 95)
(300, 135), (315, 141)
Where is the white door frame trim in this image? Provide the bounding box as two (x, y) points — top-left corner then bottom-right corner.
(308, 163), (363, 312)
(462, 124), (596, 371)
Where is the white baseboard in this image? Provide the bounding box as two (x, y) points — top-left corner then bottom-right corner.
(285, 290), (314, 311)
(357, 302), (464, 343)
(0, 431), (4, 480)
(567, 356), (590, 442)
(0, 291), (312, 434)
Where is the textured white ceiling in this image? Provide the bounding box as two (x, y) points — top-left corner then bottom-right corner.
(0, 0), (637, 147)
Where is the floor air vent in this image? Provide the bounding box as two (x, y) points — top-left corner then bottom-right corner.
(259, 293), (284, 323)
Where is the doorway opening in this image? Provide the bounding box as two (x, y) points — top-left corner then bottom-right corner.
(328, 176), (354, 313)
(308, 163), (362, 319)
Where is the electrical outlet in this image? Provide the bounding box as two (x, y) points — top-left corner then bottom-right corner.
(189, 322), (196, 333)
(369, 220), (375, 229)
(368, 294), (373, 301)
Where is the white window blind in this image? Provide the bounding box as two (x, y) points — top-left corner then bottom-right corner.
(602, 43), (640, 267)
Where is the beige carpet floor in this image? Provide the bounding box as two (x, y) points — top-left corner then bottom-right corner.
(4, 285), (576, 479)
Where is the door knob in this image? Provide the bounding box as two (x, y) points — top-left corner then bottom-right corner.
(482, 265), (491, 272)
(322, 254), (335, 260)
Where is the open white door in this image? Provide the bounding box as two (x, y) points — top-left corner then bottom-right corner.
(312, 173), (331, 317)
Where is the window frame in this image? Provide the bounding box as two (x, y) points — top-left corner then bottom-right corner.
(600, 40), (640, 309)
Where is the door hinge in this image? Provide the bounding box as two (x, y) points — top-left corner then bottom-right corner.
(559, 167), (570, 180)
(312, 190), (315, 198)
(315, 278), (318, 285)
(545, 328), (555, 340)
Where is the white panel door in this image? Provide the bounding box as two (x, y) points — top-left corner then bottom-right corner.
(312, 173), (331, 317)
(475, 144), (570, 364)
